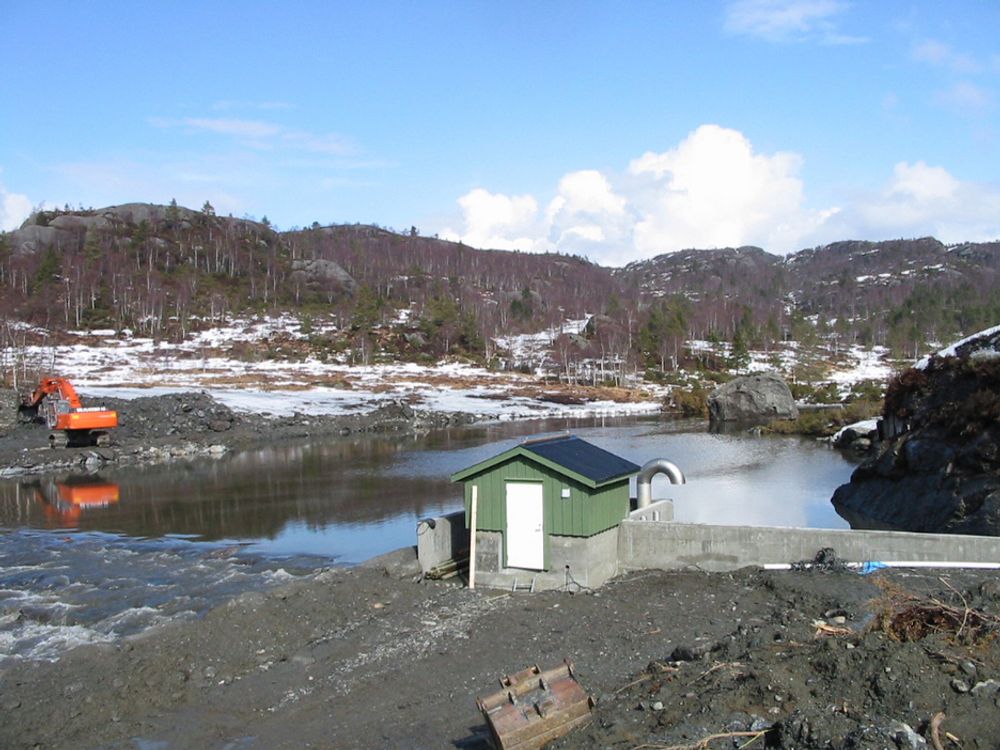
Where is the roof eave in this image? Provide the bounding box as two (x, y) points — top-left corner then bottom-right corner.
(450, 447), (636, 489)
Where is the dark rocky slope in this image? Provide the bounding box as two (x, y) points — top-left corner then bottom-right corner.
(832, 326), (1000, 535)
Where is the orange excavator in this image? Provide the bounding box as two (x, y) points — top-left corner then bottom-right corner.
(20, 377), (119, 448)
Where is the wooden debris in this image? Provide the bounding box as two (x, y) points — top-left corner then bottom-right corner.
(425, 554), (469, 580)
(631, 729), (767, 750)
(812, 620), (854, 638)
(929, 711), (946, 750)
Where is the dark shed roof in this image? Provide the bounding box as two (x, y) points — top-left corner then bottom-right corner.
(522, 435), (639, 485)
(450, 434), (640, 488)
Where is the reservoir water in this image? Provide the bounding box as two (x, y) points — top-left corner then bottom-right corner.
(0, 416), (858, 661)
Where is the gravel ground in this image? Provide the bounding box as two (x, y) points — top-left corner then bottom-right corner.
(0, 390), (473, 478)
(3, 391), (999, 749)
(1, 557), (999, 750)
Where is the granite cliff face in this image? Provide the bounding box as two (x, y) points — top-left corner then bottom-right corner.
(832, 326), (1000, 535)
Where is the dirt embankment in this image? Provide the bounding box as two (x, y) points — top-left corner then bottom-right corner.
(2, 559), (999, 750)
(0, 390), (474, 479)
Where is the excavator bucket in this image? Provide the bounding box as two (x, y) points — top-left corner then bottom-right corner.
(476, 660), (594, 750)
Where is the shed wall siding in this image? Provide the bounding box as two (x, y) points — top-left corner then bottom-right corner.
(463, 457), (629, 538)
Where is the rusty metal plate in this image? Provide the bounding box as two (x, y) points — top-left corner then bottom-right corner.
(477, 659), (594, 750)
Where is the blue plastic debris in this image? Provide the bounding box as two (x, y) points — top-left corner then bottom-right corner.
(859, 561), (888, 574)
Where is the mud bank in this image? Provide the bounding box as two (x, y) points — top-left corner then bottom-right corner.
(1, 554), (999, 750)
(0, 391), (475, 479)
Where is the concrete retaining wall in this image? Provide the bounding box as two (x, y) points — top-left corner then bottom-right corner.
(549, 527), (620, 588)
(619, 519), (1000, 573)
(473, 530), (503, 574)
(416, 511), (469, 574)
(471, 527), (620, 591)
(416, 503), (1000, 589)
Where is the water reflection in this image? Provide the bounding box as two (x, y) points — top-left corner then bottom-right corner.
(0, 417), (860, 563)
(30, 476), (121, 527)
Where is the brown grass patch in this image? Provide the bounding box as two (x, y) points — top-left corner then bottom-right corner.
(871, 577), (1000, 644)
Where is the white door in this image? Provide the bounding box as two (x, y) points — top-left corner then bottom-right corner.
(505, 482), (545, 570)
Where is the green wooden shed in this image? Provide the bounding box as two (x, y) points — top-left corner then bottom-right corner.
(449, 434), (640, 572)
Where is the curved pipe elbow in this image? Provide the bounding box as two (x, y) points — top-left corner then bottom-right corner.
(636, 459), (686, 509)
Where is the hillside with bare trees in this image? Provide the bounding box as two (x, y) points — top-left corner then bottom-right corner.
(2, 202), (999, 376)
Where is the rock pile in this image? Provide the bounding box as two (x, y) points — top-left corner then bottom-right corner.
(105, 392), (237, 440)
(832, 326), (1000, 535)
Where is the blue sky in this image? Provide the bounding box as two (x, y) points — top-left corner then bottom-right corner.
(1, 1), (998, 265)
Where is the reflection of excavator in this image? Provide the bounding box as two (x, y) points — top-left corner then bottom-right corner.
(20, 377), (119, 448)
(31, 476), (121, 526)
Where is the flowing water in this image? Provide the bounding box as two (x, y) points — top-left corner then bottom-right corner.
(0, 416), (858, 662)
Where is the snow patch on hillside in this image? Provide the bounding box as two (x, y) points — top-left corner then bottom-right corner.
(494, 317), (591, 370)
(7, 316), (662, 420)
(3, 314), (916, 420)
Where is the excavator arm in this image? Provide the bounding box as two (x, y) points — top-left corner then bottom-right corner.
(23, 378), (84, 410)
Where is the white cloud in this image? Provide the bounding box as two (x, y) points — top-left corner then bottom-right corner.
(723, 0), (863, 44)
(912, 39), (981, 74)
(1, 182), (32, 231)
(804, 161), (1000, 246)
(280, 130), (354, 156)
(934, 81), (994, 112)
(151, 117), (355, 156)
(627, 125), (827, 256)
(439, 188), (545, 252)
(889, 161), (959, 203)
(441, 127), (1000, 264)
(443, 125), (833, 263)
(182, 118), (283, 139)
(545, 170), (630, 255)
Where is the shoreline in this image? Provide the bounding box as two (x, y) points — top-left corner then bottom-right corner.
(0, 386), (665, 480)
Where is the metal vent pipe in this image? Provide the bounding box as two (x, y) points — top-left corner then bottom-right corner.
(636, 459), (685, 509)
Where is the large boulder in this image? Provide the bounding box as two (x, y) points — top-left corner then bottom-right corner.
(4, 224), (70, 256)
(48, 214), (112, 232)
(707, 372), (798, 425)
(832, 325), (1000, 535)
(289, 259), (357, 296)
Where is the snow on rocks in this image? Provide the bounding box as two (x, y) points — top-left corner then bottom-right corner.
(830, 418), (880, 452)
(915, 324), (1000, 370)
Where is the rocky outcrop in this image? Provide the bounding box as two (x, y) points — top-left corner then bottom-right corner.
(5, 203), (266, 257)
(289, 258), (356, 296)
(707, 372), (798, 425)
(832, 326), (1000, 535)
